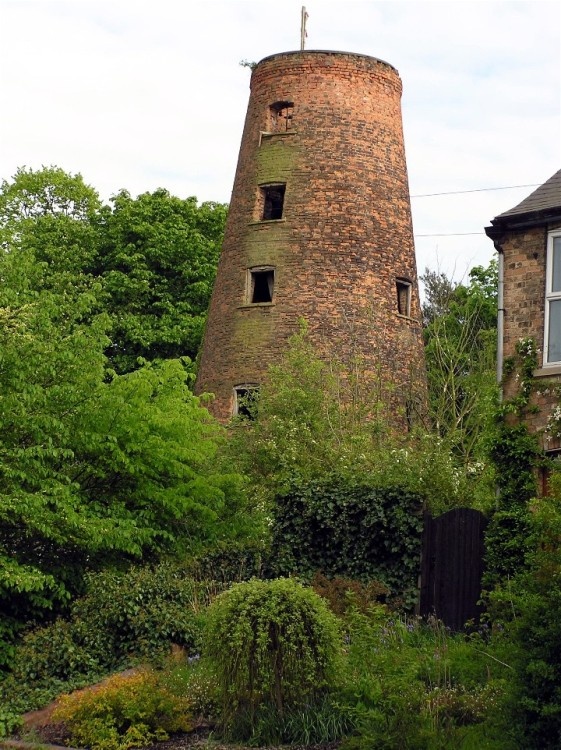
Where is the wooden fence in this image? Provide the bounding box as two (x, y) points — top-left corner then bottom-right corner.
(419, 508), (487, 631)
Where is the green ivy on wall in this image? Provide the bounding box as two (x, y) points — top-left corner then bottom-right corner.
(269, 476), (424, 604)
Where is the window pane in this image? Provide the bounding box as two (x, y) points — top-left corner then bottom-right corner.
(548, 299), (561, 362)
(552, 237), (561, 292)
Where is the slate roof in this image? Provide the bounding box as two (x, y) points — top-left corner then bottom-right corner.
(496, 169), (561, 219)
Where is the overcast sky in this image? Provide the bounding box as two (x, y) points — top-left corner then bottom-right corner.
(1, 0), (559, 280)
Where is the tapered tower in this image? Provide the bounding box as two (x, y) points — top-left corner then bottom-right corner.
(196, 50), (426, 426)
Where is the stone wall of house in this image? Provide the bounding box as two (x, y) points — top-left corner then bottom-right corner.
(500, 221), (561, 446)
(195, 50), (427, 426)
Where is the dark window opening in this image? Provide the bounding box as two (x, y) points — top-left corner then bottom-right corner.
(250, 268), (274, 303)
(262, 185), (286, 220)
(396, 279), (412, 316)
(405, 398), (413, 432)
(270, 101), (294, 132)
(234, 386), (259, 420)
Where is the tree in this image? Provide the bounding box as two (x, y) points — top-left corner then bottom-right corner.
(228, 324), (481, 514)
(421, 260), (498, 473)
(0, 169), (245, 665)
(0, 168), (228, 374)
(96, 189), (227, 373)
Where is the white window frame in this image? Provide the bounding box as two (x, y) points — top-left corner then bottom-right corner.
(544, 230), (561, 365)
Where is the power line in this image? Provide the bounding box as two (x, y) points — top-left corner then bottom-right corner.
(415, 232), (485, 238)
(411, 183), (540, 198)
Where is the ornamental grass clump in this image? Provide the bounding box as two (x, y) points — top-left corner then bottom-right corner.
(203, 577), (342, 741)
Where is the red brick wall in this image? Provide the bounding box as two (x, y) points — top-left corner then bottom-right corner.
(196, 51), (427, 426)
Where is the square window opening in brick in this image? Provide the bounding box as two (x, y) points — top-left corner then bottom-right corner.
(261, 184), (286, 220)
(396, 279), (412, 317)
(249, 268), (274, 304)
(233, 385), (259, 420)
(270, 101), (293, 132)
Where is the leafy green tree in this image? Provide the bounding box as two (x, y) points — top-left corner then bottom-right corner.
(421, 260), (498, 473)
(1, 168), (227, 374)
(0, 169), (245, 666)
(96, 189), (227, 373)
(229, 324), (481, 514)
(0, 282), (244, 662)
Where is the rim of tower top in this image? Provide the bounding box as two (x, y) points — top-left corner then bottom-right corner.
(254, 49), (398, 74)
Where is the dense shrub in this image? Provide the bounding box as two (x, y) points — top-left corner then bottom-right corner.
(203, 578), (342, 743)
(311, 572), (389, 616)
(270, 478), (424, 602)
(52, 668), (192, 750)
(187, 539), (268, 583)
(487, 496), (561, 749)
(1, 562), (220, 715)
(338, 607), (514, 750)
(69, 563), (220, 666)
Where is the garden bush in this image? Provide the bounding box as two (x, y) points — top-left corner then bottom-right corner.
(487, 495), (561, 749)
(337, 606), (515, 749)
(52, 668), (192, 750)
(203, 577), (342, 743)
(0, 561), (221, 716)
(270, 478), (424, 603)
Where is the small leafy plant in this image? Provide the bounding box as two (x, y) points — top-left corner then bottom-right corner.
(52, 668), (193, 750)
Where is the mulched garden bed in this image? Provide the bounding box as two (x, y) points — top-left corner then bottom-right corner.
(8, 716), (342, 750)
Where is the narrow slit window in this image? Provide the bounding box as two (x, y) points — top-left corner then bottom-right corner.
(233, 386), (259, 420)
(261, 185), (286, 220)
(249, 268), (274, 304)
(270, 101), (294, 131)
(396, 279), (412, 317)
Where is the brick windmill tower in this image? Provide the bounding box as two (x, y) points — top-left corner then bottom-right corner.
(196, 50), (426, 427)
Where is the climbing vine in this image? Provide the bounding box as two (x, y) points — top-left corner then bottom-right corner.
(485, 337), (542, 587)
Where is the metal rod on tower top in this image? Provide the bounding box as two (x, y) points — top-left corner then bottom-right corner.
(300, 6), (308, 50)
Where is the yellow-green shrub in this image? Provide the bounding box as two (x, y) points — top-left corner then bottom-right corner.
(203, 577), (342, 740)
(53, 668), (192, 750)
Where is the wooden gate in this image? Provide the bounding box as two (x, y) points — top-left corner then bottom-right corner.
(419, 508), (487, 631)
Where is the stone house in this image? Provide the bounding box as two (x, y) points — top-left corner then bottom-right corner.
(485, 169), (561, 464)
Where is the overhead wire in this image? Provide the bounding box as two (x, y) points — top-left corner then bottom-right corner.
(411, 183), (540, 198)
(411, 181), (540, 237)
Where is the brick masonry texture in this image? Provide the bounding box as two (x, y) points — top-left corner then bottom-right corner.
(500, 221), (561, 446)
(195, 51), (427, 426)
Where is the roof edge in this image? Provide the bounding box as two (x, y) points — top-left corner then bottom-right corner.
(255, 49), (397, 73)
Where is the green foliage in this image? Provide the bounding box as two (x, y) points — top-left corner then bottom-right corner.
(338, 607), (514, 750)
(487, 495), (561, 749)
(52, 668), (193, 750)
(421, 261), (498, 481)
(229, 324), (484, 513)
(0, 707), (22, 739)
(203, 578), (342, 741)
(270, 478), (424, 602)
(0, 166), (243, 657)
(0, 334), (245, 659)
(485, 338), (542, 587)
(188, 539), (267, 583)
(0, 165), (101, 223)
(70, 564), (219, 667)
(97, 189), (226, 373)
(0, 562), (219, 715)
